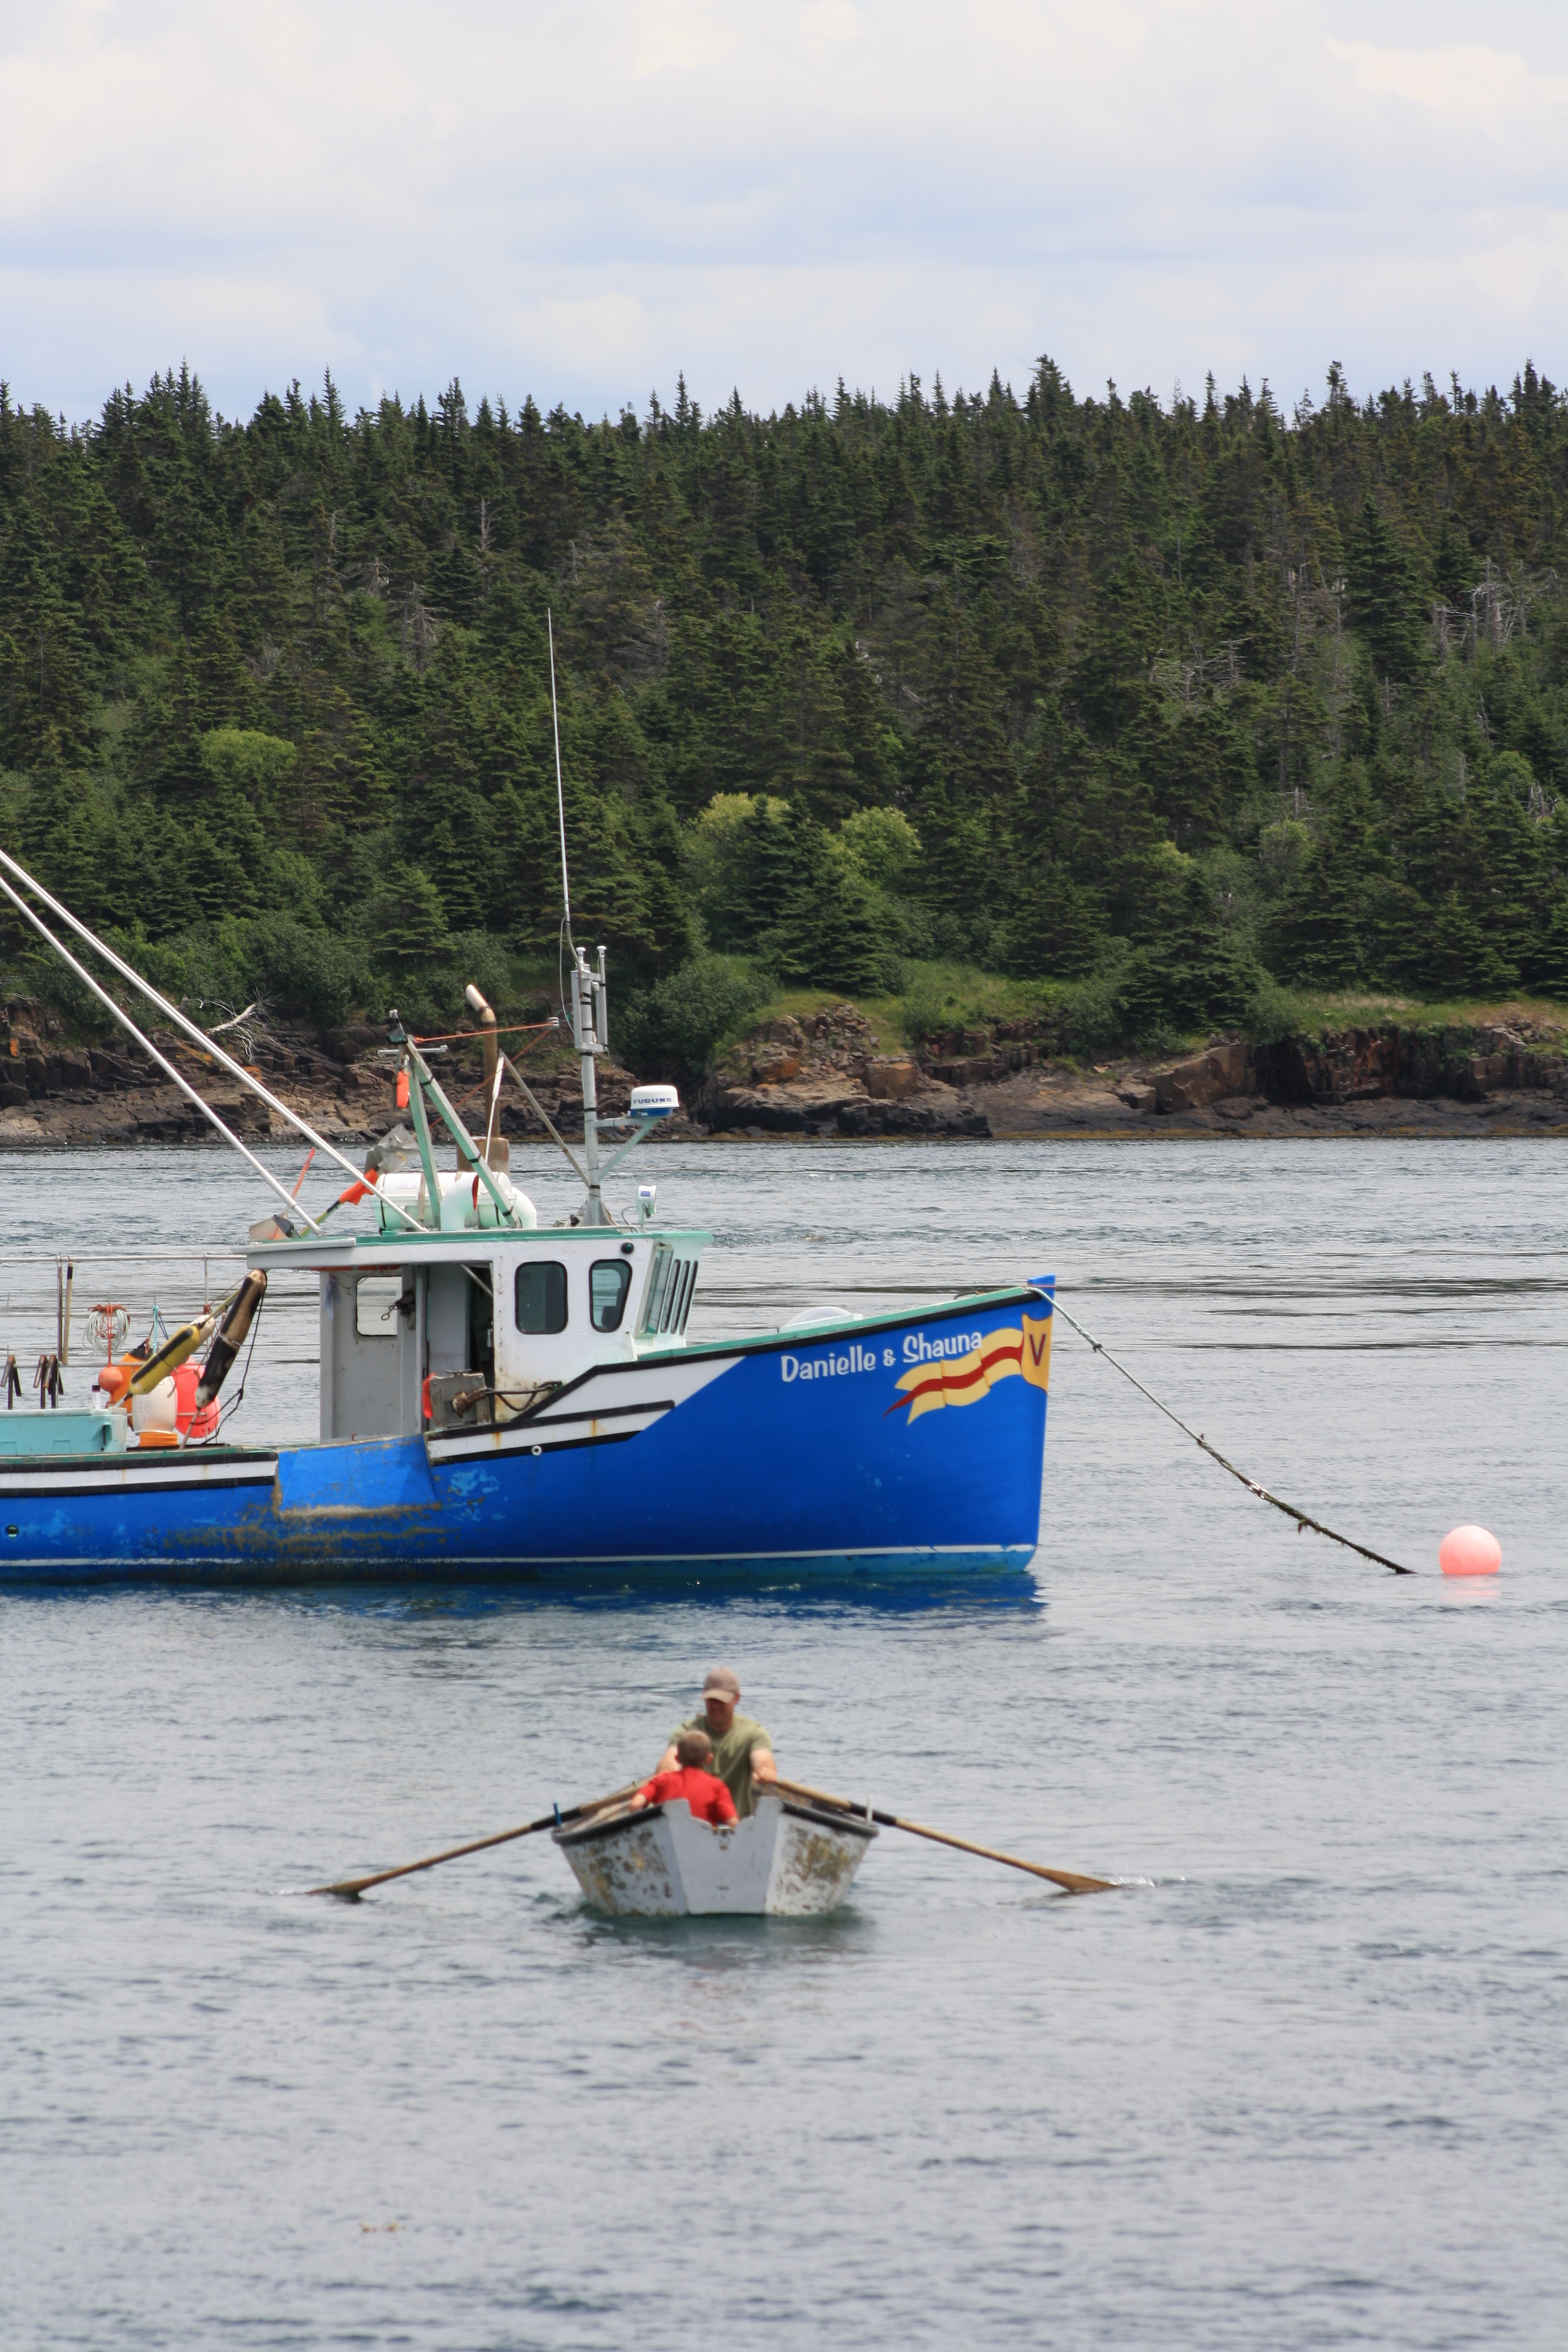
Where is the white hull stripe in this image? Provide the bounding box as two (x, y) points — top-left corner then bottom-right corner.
(0, 1459), (278, 1497)
(426, 1351), (733, 1461)
(426, 1402), (675, 1462)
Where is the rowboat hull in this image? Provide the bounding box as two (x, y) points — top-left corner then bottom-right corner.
(552, 1792), (877, 1916)
(0, 1288), (1052, 1587)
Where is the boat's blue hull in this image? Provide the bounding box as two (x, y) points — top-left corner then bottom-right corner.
(0, 1288), (1053, 1587)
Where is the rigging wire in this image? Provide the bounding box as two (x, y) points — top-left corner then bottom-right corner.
(1039, 1287), (1417, 1575)
(0, 866), (328, 1235)
(408, 1019), (557, 1046)
(0, 843), (426, 1233)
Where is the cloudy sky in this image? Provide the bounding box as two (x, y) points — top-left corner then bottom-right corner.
(2, 0), (1564, 427)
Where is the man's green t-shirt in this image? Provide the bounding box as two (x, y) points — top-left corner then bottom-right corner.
(669, 1713), (772, 1817)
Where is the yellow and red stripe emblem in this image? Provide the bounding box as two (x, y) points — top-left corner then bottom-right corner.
(886, 1313), (1053, 1427)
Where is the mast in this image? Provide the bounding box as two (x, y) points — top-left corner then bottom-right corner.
(570, 941), (611, 1227)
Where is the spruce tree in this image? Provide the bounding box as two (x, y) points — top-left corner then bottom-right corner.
(1348, 498), (1427, 683)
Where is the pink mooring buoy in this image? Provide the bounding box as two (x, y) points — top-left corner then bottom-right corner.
(1439, 1524), (1502, 1578)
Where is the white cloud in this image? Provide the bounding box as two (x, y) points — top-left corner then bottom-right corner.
(632, 1), (740, 80)
(1, 1), (1565, 425)
(1327, 36), (1568, 127)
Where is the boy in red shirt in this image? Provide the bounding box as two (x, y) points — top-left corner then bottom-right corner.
(630, 1729), (737, 1828)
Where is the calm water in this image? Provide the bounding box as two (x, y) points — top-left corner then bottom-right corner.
(2, 1138), (1565, 2350)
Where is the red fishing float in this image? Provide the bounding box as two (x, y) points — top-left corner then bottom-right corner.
(1439, 1524), (1501, 1578)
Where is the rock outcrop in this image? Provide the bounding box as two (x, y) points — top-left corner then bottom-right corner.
(700, 1011), (1568, 1140)
(700, 1005), (990, 1137)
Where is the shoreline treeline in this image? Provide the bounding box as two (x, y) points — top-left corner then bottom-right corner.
(1, 358), (1566, 1058)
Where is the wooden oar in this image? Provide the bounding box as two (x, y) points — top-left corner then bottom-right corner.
(306, 1783), (638, 1900)
(774, 1775), (1115, 1896)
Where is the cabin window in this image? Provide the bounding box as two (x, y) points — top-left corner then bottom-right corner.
(514, 1261), (568, 1334)
(641, 1247), (672, 1333)
(641, 1250), (699, 1338)
(355, 1275), (403, 1339)
(589, 1259), (632, 1333)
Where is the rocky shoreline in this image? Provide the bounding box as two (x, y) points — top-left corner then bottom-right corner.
(3, 994), (1567, 1149)
(697, 1006), (1568, 1140)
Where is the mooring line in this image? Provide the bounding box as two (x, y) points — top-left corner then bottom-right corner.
(1037, 1289), (1417, 1576)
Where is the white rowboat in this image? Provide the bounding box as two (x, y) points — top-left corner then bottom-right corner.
(552, 1789), (877, 1916)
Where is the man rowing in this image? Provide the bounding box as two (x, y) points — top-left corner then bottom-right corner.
(653, 1666), (777, 1819)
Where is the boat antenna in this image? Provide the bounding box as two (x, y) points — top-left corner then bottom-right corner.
(548, 609), (572, 944)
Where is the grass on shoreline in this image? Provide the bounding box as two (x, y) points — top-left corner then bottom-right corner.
(714, 967), (1568, 1074)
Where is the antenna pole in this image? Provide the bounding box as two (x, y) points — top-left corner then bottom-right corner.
(569, 943), (609, 1226)
(548, 610), (571, 940)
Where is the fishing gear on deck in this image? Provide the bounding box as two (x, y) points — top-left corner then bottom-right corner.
(1036, 1287), (1418, 1576)
(125, 1304), (226, 1399)
(32, 1354), (64, 1408)
(85, 1304), (131, 1357)
(194, 1272), (269, 1413)
(2, 1354), (20, 1410)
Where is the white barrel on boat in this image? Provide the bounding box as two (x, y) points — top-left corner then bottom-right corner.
(379, 1166), (535, 1231)
(474, 1169), (535, 1229)
(130, 1376), (177, 1434)
(376, 1172), (423, 1232)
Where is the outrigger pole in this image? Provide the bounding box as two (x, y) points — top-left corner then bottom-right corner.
(0, 866), (328, 1235)
(0, 846), (427, 1233)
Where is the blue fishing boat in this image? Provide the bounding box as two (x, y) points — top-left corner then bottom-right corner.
(0, 846), (1054, 1590)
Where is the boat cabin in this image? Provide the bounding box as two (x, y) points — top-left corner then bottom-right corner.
(252, 1223), (710, 1439)
(250, 1218), (713, 1443)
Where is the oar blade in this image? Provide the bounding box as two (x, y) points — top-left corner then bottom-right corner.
(774, 1775), (1117, 1896)
(304, 1783), (638, 1901)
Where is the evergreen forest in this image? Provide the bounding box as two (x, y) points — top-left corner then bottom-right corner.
(3, 355), (1567, 1071)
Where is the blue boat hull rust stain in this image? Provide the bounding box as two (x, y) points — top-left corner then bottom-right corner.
(0, 1288), (1053, 1586)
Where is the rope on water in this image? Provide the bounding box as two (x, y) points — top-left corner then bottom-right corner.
(1038, 1289), (1417, 1576)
